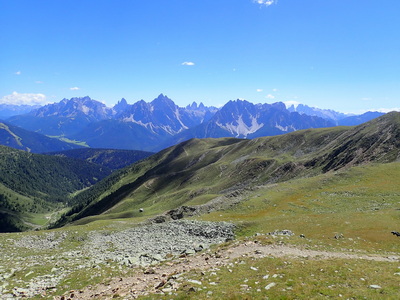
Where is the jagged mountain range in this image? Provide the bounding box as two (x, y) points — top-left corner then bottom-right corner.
(3, 94), (386, 152)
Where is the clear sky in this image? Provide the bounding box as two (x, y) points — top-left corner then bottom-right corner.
(1, 0), (399, 113)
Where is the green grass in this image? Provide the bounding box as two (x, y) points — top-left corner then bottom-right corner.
(47, 135), (89, 147)
(200, 162), (400, 253)
(145, 255), (400, 299)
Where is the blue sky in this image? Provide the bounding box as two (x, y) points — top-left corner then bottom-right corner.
(1, 0), (399, 113)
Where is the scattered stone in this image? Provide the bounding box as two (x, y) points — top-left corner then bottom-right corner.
(162, 287), (173, 293)
(83, 220), (235, 267)
(144, 268), (156, 274)
(194, 245), (204, 252)
(187, 279), (202, 285)
(268, 230), (294, 237)
(265, 282), (276, 290)
(154, 280), (166, 289)
(369, 285), (382, 289)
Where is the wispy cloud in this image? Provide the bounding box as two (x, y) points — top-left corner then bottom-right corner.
(256, 89), (263, 92)
(70, 87), (80, 91)
(0, 91), (48, 105)
(265, 94), (275, 99)
(35, 81), (44, 84)
(254, 0), (276, 7)
(15, 71), (21, 75)
(182, 62), (195, 66)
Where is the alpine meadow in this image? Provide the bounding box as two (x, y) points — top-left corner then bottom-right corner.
(1, 0), (400, 299)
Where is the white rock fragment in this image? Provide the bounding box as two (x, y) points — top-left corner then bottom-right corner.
(369, 285), (382, 289)
(188, 279), (202, 285)
(265, 282), (276, 290)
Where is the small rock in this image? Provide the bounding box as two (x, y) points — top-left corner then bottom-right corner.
(334, 233), (344, 239)
(144, 268), (156, 274)
(187, 279), (202, 285)
(154, 280), (166, 289)
(369, 285), (382, 289)
(185, 249), (196, 255)
(265, 282), (276, 290)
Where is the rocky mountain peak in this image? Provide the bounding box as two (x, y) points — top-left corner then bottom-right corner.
(113, 98), (130, 114)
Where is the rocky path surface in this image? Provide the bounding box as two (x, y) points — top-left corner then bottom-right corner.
(57, 240), (400, 299)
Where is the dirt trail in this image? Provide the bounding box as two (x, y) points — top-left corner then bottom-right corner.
(58, 241), (400, 299)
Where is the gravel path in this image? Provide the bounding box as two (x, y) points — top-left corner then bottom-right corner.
(56, 240), (400, 299)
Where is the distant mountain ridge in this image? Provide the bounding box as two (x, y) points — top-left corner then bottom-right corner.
(0, 104), (41, 119)
(287, 103), (385, 125)
(5, 95), (386, 152)
(0, 121), (82, 153)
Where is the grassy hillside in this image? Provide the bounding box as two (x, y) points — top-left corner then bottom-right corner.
(46, 148), (154, 171)
(0, 145), (112, 232)
(53, 112), (400, 227)
(2, 157), (400, 299)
